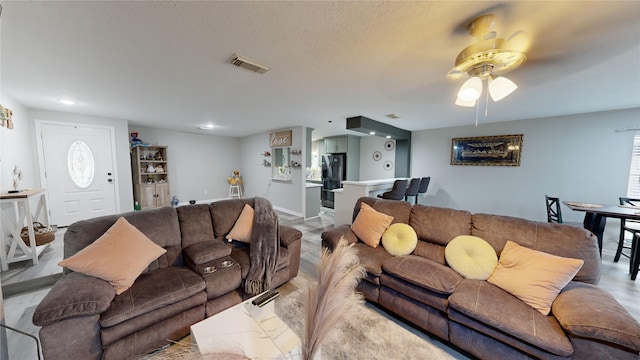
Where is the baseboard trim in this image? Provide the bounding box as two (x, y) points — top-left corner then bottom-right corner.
(2, 273), (63, 298)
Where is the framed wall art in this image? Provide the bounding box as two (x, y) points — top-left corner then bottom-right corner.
(451, 134), (523, 166)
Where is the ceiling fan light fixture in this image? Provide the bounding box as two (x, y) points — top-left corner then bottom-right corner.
(488, 76), (518, 102)
(455, 96), (477, 107)
(457, 76), (483, 101)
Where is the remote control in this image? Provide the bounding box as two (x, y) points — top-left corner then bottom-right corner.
(251, 289), (280, 307)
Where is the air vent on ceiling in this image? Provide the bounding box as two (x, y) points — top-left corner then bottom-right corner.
(229, 53), (271, 74)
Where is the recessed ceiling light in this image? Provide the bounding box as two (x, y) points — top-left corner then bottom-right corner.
(386, 135), (392, 139)
(59, 99), (76, 105)
(198, 124), (214, 130)
(385, 114), (399, 119)
(369, 131), (376, 135)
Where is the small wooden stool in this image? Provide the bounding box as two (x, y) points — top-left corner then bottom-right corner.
(229, 184), (242, 198)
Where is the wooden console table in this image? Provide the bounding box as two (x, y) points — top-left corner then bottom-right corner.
(0, 188), (50, 271)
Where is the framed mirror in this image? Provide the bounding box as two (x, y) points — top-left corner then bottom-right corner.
(272, 147), (291, 180)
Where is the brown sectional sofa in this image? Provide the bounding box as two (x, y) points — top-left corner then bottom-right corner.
(33, 197), (302, 360)
(322, 197), (640, 360)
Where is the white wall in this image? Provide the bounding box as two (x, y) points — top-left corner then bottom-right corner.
(1, 96), (39, 239)
(1, 95), (36, 191)
(129, 126), (241, 203)
(29, 109), (134, 212)
(359, 136), (395, 181)
(411, 108), (640, 222)
(240, 127), (304, 216)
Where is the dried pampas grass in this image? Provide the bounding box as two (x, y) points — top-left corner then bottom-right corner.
(303, 237), (366, 360)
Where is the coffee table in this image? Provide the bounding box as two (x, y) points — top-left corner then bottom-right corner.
(190, 292), (302, 359)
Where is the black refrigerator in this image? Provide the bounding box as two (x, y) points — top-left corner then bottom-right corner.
(321, 153), (347, 208)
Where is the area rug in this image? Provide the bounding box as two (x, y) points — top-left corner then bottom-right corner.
(141, 281), (464, 360)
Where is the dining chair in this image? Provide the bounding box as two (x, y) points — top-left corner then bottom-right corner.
(417, 177), (431, 199)
(631, 233), (640, 281)
(545, 195), (563, 223)
(404, 178), (421, 204)
(616, 197), (640, 266)
(377, 179), (408, 201)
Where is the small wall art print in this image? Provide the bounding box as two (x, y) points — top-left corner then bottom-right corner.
(270, 130), (292, 147)
(451, 134), (523, 166)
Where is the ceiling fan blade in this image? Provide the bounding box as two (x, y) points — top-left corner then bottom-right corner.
(505, 30), (531, 53)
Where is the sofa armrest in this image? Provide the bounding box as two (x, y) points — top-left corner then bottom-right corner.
(183, 240), (231, 266)
(279, 225), (302, 248)
(552, 282), (640, 352)
(33, 272), (116, 326)
(321, 224), (358, 251)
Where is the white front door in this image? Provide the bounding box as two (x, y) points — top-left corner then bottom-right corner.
(38, 122), (119, 226)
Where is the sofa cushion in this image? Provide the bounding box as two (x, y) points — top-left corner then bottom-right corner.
(553, 282), (640, 352)
(351, 203), (394, 248)
(382, 223), (418, 256)
(413, 240), (446, 265)
(59, 217), (167, 295)
(353, 243), (394, 280)
(210, 198), (255, 239)
(449, 278), (574, 357)
(382, 255), (461, 295)
(226, 204), (254, 243)
(63, 206), (183, 273)
(100, 290), (207, 347)
(176, 204), (215, 248)
(471, 213), (600, 285)
(183, 240), (231, 266)
(445, 235), (497, 280)
(32, 272), (116, 326)
(409, 205), (472, 246)
(380, 273), (450, 313)
(487, 241), (583, 315)
(354, 197), (412, 225)
(100, 267), (205, 328)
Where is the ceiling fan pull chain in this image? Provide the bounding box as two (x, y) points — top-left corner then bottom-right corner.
(484, 84), (490, 118)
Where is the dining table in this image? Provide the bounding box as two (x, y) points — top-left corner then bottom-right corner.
(563, 201), (640, 257)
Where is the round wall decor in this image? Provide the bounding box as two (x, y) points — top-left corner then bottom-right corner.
(383, 160), (393, 171)
(373, 151), (382, 161)
(384, 140), (395, 151)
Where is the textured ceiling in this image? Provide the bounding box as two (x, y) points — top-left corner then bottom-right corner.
(2, 1), (639, 139)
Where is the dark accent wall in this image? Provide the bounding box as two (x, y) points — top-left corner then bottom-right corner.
(395, 139), (411, 178)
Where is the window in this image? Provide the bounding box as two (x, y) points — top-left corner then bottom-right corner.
(627, 134), (640, 197)
(67, 140), (95, 188)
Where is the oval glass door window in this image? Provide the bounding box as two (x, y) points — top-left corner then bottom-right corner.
(67, 140), (95, 188)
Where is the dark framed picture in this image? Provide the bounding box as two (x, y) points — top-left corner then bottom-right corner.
(451, 134), (523, 166)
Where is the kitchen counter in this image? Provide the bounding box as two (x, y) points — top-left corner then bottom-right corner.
(333, 178), (407, 226)
(305, 182), (322, 219)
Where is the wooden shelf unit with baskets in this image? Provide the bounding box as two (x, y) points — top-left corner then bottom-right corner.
(131, 145), (171, 209)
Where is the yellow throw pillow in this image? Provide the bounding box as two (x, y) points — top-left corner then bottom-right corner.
(487, 241), (584, 315)
(226, 204), (254, 243)
(445, 235), (497, 280)
(351, 202), (394, 248)
(58, 217), (167, 295)
(382, 223), (418, 256)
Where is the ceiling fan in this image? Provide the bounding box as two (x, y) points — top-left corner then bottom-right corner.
(447, 14), (529, 109)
